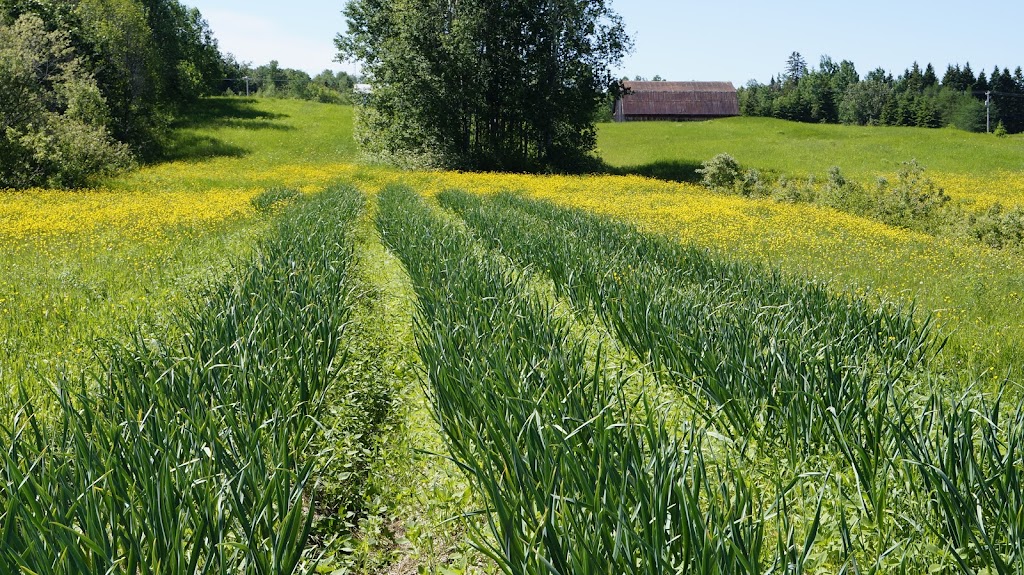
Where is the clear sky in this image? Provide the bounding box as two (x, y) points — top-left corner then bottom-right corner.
(184, 0), (1024, 86)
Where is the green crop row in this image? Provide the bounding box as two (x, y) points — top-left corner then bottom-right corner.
(0, 184), (366, 573)
(439, 190), (937, 455)
(438, 189), (1024, 572)
(376, 185), (836, 574)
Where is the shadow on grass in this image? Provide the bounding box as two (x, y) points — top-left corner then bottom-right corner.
(160, 132), (249, 162)
(173, 98), (290, 130)
(603, 159), (703, 184)
(155, 98), (294, 163)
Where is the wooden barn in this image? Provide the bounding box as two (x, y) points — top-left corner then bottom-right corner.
(614, 81), (739, 122)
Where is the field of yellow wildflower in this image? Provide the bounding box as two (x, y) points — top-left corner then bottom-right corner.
(0, 190), (264, 392)
(4, 97), (1023, 394)
(934, 170), (1024, 207)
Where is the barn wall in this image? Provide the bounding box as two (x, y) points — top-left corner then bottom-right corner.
(620, 114), (736, 122)
(614, 81), (740, 122)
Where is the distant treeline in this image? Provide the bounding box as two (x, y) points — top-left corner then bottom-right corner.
(219, 58), (358, 105)
(739, 53), (1024, 134)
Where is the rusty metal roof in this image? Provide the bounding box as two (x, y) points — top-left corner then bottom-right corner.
(620, 81), (739, 117)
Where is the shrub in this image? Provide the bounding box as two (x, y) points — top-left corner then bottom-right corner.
(771, 174), (816, 203)
(697, 153), (743, 190)
(872, 160), (951, 233)
(0, 14), (134, 189)
(994, 121), (1009, 138)
(309, 84), (351, 105)
(737, 168), (767, 197)
(818, 166), (874, 215)
(14, 116), (135, 188)
(968, 202), (1024, 249)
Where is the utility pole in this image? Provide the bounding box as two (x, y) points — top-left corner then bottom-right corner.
(986, 91), (991, 133)
(243, 76), (251, 97)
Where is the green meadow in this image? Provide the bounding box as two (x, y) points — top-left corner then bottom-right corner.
(599, 115), (1024, 180)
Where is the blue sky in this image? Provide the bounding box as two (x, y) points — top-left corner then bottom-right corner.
(184, 0), (1024, 85)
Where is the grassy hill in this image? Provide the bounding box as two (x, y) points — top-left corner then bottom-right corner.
(598, 116), (1024, 181)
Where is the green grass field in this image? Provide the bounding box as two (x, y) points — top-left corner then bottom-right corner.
(4, 99), (1024, 573)
(599, 116), (1024, 181)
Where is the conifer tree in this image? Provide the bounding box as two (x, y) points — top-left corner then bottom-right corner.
(923, 63), (938, 88)
(975, 70), (989, 94)
(961, 63), (976, 90)
(991, 66), (1023, 133)
(941, 64), (962, 90)
(784, 51), (808, 85)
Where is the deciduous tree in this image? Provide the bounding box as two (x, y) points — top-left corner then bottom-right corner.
(336, 0), (631, 171)
(1, 0), (228, 184)
(0, 13), (133, 188)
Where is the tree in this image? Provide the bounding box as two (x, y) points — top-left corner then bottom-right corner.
(961, 62), (976, 89)
(904, 62), (923, 93)
(839, 70), (891, 125)
(831, 59), (859, 95)
(0, 13), (133, 188)
(800, 70), (837, 122)
(1014, 67), (1024, 132)
(738, 80), (774, 116)
(915, 96), (941, 128)
(738, 55), (1024, 134)
(251, 60), (287, 96)
(936, 88), (985, 131)
(991, 66), (1023, 133)
(941, 64), (961, 90)
(975, 70), (989, 94)
(941, 64), (976, 92)
(1, 0), (228, 183)
(922, 63), (938, 88)
(773, 88), (811, 122)
(310, 69), (356, 103)
(336, 0), (631, 171)
(140, 0), (223, 102)
(784, 51), (807, 85)
(75, 0), (166, 156)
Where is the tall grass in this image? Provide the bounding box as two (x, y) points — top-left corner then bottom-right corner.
(0, 184), (365, 572)
(900, 391), (1024, 573)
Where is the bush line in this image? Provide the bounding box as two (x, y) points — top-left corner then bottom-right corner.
(697, 153), (1024, 250)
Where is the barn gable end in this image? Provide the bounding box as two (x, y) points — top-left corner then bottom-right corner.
(615, 81), (739, 122)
